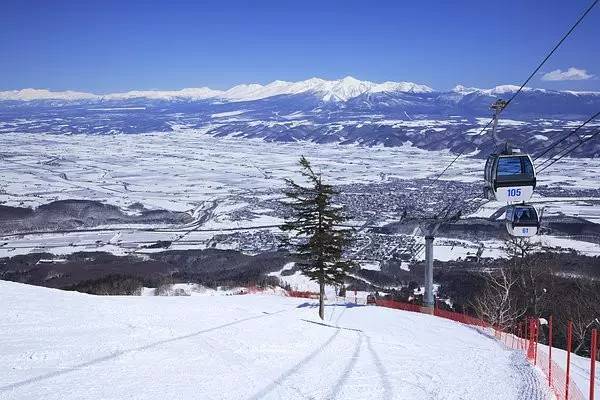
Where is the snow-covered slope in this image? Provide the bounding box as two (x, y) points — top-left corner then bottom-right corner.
(0, 281), (551, 400)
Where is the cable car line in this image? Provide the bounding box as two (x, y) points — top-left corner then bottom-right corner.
(536, 127), (600, 173)
(420, 0), (598, 241)
(502, 0), (599, 110)
(424, 0), (598, 190)
(533, 109), (600, 165)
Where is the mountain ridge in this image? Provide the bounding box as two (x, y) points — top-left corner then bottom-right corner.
(2, 76), (597, 103)
(2, 76), (599, 157)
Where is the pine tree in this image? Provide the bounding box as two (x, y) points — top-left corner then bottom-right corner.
(280, 156), (354, 319)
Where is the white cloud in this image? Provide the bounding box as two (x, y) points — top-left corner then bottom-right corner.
(541, 67), (594, 81)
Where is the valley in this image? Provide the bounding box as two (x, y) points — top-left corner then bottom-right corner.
(1, 130), (598, 295)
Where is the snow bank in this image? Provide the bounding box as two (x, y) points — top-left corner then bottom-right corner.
(0, 281), (551, 399)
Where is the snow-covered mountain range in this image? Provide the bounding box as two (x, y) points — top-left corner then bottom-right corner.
(0, 76), (435, 102)
(1, 76), (599, 157)
(3, 76), (598, 103)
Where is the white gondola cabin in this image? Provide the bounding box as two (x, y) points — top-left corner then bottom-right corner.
(505, 204), (539, 237)
(484, 151), (536, 203)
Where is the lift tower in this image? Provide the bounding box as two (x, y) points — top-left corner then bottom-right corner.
(418, 209), (462, 312)
(490, 99), (508, 146)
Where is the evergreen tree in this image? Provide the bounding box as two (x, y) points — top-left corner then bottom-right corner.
(280, 156), (354, 319)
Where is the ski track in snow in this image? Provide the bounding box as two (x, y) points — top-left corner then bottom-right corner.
(0, 281), (552, 400)
(1, 309), (290, 393)
(246, 307), (347, 400)
(510, 352), (551, 400)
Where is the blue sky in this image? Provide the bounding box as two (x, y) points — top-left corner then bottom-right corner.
(1, 0), (598, 92)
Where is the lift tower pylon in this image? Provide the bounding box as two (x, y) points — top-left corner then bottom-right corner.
(418, 209), (461, 313)
(490, 99), (508, 146)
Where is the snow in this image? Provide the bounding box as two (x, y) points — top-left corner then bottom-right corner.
(0, 76), (433, 103)
(485, 84), (525, 94)
(142, 283), (285, 297)
(103, 87), (222, 101)
(536, 343), (599, 398)
(220, 76), (434, 102)
(415, 238), (504, 261)
(87, 107), (147, 111)
(1, 130), (597, 258)
(4, 79), (597, 103)
(0, 88), (97, 101)
(360, 261), (381, 271)
(0, 130), (488, 212)
(0, 280), (551, 400)
(564, 90), (600, 96)
(269, 263), (327, 294)
(451, 84), (549, 96)
(452, 85), (481, 95)
(469, 194), (600, 226)
(211, 110), (249, 118)
(474, 118), (527, 127)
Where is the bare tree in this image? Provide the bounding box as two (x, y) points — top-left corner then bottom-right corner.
(503, 236), (540, 260)
(472, 265), (526, 330)
(501, 236), (550, 316)
(556, 279), (600, 355)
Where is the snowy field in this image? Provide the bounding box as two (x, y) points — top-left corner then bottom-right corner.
(0, 131), (478, 211)
(1, 131), (599, 260)
(0, 129), (600, 261)
(2, 130), (599, 211)
(0, 280), (554, 400)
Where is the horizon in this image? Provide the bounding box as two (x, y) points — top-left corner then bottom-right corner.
(2, 75), (599, 98)
(1, 2), (600, 398)
(1, 0), (599, 93)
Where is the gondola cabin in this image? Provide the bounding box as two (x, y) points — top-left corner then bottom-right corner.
(484, 152), (536, 203)
(505, 204), (539, 237)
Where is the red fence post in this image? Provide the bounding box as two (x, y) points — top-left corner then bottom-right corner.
(535, 318), (539, 366)
(528, 318), (537, 360)
(511, 325), (515, 349)
(525, 318), (529, 353)
(566, 320), (573, 400)
(591, 329), (597, 400)
(548, 316), (553, 386)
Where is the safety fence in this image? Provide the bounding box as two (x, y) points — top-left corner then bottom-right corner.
(374, 299), (598, 400)
(372, 298), (422, 313)
(286, 290), (320, 299)
(258, 287), (597, 399)
(239, 287), (321, 299)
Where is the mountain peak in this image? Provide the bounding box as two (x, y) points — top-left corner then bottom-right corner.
(340, 75), (362, 83)
(452, 85), (480, 94)
(3, 79), (591, 103)
(0, 76), (437, 103)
